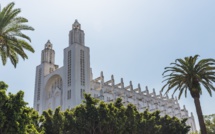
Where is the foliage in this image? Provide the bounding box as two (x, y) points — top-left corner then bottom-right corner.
(0, 81), (190, 134)
(0, 2), (34, 67)
(161, 55), (215, 134)
(0, 81), (41, 134)
(41, 94), (190, 134)
(41, 107), (64, 134)
(204, 114), (215, 134)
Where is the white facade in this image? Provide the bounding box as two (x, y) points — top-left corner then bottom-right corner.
(34, 20), (196, 133)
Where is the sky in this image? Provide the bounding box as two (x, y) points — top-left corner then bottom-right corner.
(1, 0), (215, 130)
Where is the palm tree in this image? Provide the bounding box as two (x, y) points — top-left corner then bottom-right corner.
(161, 55), (215, 134)
(0, 2), (34, 67)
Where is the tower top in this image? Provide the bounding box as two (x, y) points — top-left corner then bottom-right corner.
(45, 40), (53, 49)
(69, 20), (85, 46)
(41, 40), (55, 64)
(72, 19), (81, 30)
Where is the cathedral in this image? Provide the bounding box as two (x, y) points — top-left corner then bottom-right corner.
(34, 20), (196, 132)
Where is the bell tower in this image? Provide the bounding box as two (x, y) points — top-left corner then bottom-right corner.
(41, 40), (55, 64)
(34, 40), (59, 113)
(64, 20), (90, 109)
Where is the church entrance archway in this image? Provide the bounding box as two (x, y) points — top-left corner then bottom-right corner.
(45, 74), (63, 110)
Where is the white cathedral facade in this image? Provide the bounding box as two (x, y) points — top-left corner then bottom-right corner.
(34, 20), (196, 132)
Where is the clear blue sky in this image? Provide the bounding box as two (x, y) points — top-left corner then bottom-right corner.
(1, 0), (215, 130)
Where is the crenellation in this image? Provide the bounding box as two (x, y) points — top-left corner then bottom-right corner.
(111, 75), (115, 86)
(133, 86), (141, 93)
(115, 82), (120, 87)
(138, 83), (141, 92)
(116, 85), (185, 118)
(104, 80), (112, 85)
(153, 88), (156, 95)
(93, 77), (100, 82)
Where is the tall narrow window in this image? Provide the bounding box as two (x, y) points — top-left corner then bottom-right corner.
(81, 89), (85, 99)
(67, 90), (71, 99)
(37, 104), (39, 111)
(80, 50), (85, 86)
(68, 50), (71, 86)
(37, 68), (42, 100)
(60, 79), (62, 90)
(50, 52), (52, 63)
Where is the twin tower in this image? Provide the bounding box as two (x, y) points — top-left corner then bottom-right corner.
(34, 20), (91, 113)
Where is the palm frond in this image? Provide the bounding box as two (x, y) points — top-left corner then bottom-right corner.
(17, 39), (34, 52)
(161, 55), (215, 99)
(0, 2), (34, 67)
(0, 47), (7, 65)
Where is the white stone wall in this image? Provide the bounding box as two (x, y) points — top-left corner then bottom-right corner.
(89, 72), (197, 133)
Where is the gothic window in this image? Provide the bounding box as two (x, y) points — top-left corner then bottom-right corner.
(37, 68), (42, 100)
(69, 90), (71, 99)
(68, 50), (71, 86)
(80, 50), (85, 86)
(54, 81), (57, 88)
(37, 104), (39, 111)
(67, 90), (69, 99)
(60, 79), (62, 90)
(81, 89), (85, 99)
(67, 90), (71, 99)
(50, 52), (52, 63)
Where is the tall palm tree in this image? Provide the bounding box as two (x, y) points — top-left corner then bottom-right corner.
(0, 2), (34, 67)
(161, 55), (215, 134)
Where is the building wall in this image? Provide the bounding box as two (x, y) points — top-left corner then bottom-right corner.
(89, 73), (196, 133)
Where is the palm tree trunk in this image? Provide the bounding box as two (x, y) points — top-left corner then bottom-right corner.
(193, 97), (207, 134)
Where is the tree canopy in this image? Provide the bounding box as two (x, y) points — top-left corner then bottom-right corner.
(0, 81), (40, 134)
(0, 81), (191, 134)
(40, 94), (190, 134)
(204, 114), (215, 134)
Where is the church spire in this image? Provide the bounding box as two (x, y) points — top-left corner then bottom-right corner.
(73, 19), (81, 29)
(41, 40), (55, 64)
(69, 19), (85, 46)
(45, 40), (52, 49)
